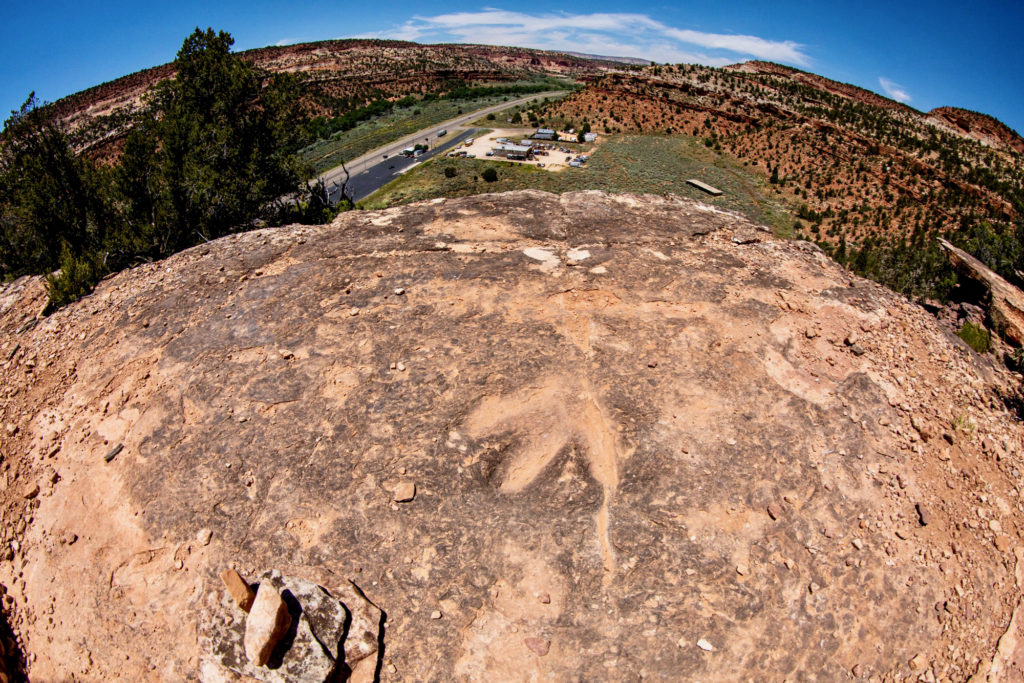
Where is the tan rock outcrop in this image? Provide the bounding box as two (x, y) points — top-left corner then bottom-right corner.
(939, 238), (1024, 346)
(1, 192), (1023, 680)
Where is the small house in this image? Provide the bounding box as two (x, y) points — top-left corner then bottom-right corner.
(534, 128), (556, 140)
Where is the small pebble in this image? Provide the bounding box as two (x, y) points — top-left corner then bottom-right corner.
(393, 481), (416, 502)
(524, 637), (551, 656)
(916, 503), (931, 526)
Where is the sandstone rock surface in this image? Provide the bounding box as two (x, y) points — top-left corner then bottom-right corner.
(1, 191), (1024, 680)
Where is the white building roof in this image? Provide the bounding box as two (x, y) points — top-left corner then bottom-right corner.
(494, 144), (533, 153)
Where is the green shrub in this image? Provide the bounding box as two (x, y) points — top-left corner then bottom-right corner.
(444, 166), (458, 178)
(481, 168), (498, 183)
(958, 321), (991, 353)
(44, 246), (106, 313)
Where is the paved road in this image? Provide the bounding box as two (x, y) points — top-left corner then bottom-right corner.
(318, 91), (565, 204)
(331, 129), (476, 203)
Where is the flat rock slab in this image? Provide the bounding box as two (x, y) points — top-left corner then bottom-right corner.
(2, 191), (1024, 681)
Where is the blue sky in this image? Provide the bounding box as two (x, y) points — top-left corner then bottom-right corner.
(2, 1), (1023, 135)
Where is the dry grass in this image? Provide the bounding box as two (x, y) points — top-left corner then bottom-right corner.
(359, 134), (794, 234)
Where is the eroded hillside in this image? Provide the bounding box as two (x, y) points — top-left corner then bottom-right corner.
(541, 62), (1024, 299)
(50, 40), (624, 158)
(1, 192), (1024, 680)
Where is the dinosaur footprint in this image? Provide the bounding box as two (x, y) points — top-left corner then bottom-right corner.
(463, 376), (625, 581)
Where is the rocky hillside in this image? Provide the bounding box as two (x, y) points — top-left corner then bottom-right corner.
(48, 39), (624, 153)
(2, 191), (1024, 680)
(928, 106), (1024, 155)
(31, 39), (1024, 304)
(541, 61), (1024, 299)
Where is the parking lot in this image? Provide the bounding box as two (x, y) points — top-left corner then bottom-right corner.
(450, 128), (598, 172)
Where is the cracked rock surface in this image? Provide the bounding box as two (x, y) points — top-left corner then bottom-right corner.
(2, 190), (1024, 680)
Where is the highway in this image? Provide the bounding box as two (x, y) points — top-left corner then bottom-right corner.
(317, 91), (566, 203)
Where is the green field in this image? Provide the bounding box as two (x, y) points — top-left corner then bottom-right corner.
(298, 88), (566, 175)
(358, 134), (796, 235)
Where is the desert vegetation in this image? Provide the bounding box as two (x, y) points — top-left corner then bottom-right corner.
(360, 134), (791, 232)
(0, 34), (590, 310)
(7, 35), (1024, 320)
(539, 62), (1024, 302)
(0, 29), (339, 310)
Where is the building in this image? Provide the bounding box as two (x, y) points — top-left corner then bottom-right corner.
(686, 179), (723, 196)
(491, 144), (534, 161)
(534, 128), (556, 140)
(584, 132), (598, 142)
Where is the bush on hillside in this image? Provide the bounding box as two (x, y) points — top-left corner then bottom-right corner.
(958, 321), (991, 353)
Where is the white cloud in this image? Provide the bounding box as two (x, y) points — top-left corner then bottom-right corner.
(361, 9), (810, 67)
(878, 77), (912, 103)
